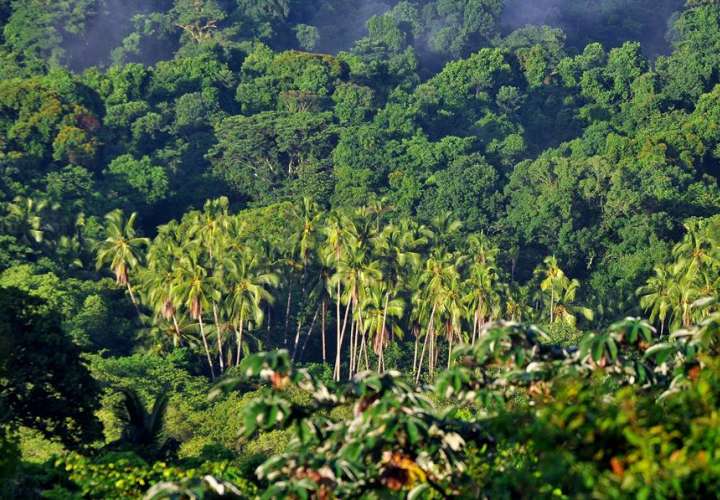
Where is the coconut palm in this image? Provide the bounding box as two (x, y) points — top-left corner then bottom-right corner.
(552, 278), (594, 328)
(173, 245), (217, 379)
(464, 261), (500, 345)
(290, 197), (323, 269)
(3, 195), (51, 245)
(671, 219), (716, 284)
(330, 244), (382, 378)
(288, 197), (324, 359)
(538, 256), (567, 324)
(360, 282), (405, 372)
(416, 250), (465, 382)
(225, 248), (279, 366)
(96, 209), (149, 308)
(638, 266), (675, 335)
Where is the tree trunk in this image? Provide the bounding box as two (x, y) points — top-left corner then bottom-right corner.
(321, 300), (327, 364)
(471, 311), (478, 346)
(448, 329), (454, 369)
(361, 331), (369, 371)
(415, 305), (436, 384)
(126, 282), (142, 318)
(415, 328), (430, 385)
(235, 317), (244, 366)
(292, 317), (304, 361)
(198, 315), (216, 380)
(379, 293), (389, 373)
(412, 327), (419, 375)
(298, 305), (320, 362)
(213, 303), (224, 373)
(429, 329), (434, 381)
(356, 311), (369, 372)
(126, 282), (138, 305)
(283, 290), (292, 347)
(334, 290), (352, 381)
(335, 283), (341, 381)
(172, 314), (181, 348)
(349, 315), (356, 378)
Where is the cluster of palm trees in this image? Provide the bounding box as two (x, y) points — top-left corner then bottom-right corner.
(639, 216), (720, 333)
(96, 197), (594, 382)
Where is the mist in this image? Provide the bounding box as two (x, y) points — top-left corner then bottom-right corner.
(312, 0), (392, 54)
(501, 0), (685, 57)
(64, 0), (171, 71)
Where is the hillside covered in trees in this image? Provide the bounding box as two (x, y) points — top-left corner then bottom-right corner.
(2, 0), (720, 498)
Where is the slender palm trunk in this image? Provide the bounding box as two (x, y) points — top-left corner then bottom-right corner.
(416, 328), (430, 385)
(126, 282), (138, 305)
(415, 305), (436, 384)
(126, 283), (142, 318)
(335, 283), (341, 380)
(298, 305), (320, 362)
(356, 329), (365, 372)
(448, 328), (454, 369)
(283, 290), (292, 347)
(471, 311), (478, 346)
(172, 315), (181, 348)
(198, 315), (216, 380)
(235, 316), (244, 366)
(412, 326), (419, 375)
(292, 320), (303, 361)
(334, 290), (352, 381)
(362, 331), (369, 371)
(379, 293), (389, 373)
(321, 300), (327, 363)
(349, 316), (357, 378)
(356, 312), (369, 372)
(213, 303), (224, 373)
(429, 329), (434, 381)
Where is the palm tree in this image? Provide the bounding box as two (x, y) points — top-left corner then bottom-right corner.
(416, 250), (465, 382)
(329, 243), (382, 378)
(189, 198), (233, 371)
(360, 282), (405, 372)
(463, 248), (500, 345)
(291, 197), (323, 269)
(140, 225), (186, 348)
(552, 278), (594, 328)
(538, 256), (566, 324)
(3, 196), (52, 245)
(442, 276), (466, 369)
(672, 219), (715, 284)
(174, 245), (216, 379)
(113, 388), (169, 459)
(429, 212), (463, 252)
(288, 197), (323, 359)
(323, 210), (376, 380)
(96, 209), (149, 308)
(225, 249), (279, 366)
(638, 266), (674, 335)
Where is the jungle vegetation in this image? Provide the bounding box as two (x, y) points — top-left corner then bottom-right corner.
(2, 0), (720, 498)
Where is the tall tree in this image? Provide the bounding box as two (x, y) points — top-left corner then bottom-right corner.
(96, 209), (149, 309)
(225, 248), (279, 366)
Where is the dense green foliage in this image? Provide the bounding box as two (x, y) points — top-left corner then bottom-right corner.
(1, 0), (720, 498)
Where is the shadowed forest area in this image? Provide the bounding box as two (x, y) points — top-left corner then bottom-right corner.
(2, 0), (720, 498)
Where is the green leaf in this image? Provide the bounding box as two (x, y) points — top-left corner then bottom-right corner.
(406, 420), (420, 445)
(408, 483), (431, 500)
